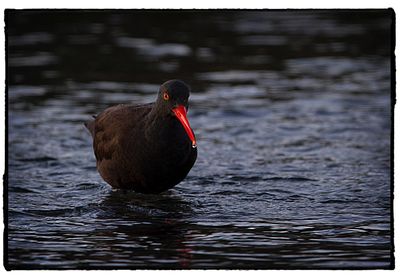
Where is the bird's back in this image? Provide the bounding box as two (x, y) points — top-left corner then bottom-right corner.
(84, 103), (152, 137)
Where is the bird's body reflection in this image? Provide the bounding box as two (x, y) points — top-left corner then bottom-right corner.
(87, 189), (195, 268)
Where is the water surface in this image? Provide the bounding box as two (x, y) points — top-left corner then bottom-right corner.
(6, 10), (393, 269)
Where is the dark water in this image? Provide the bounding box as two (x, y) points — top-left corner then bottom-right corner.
(6, 10), (393, 269)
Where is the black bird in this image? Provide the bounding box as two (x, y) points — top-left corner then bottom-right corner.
(85, 80), (197, 194)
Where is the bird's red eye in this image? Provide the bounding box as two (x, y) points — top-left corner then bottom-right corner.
(163, 92), (169, 100)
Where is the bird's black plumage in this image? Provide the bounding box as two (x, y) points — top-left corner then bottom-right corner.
(85, 80), (197, 194)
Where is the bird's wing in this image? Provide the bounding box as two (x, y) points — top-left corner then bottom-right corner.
(92, 103), (153, 162)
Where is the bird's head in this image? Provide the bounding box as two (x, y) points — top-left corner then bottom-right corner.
(158, 79), (196, 148)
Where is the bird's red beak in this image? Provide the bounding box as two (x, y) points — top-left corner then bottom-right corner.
(172, 105), (197, 148)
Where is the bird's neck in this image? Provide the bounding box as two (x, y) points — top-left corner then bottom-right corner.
(145, 101), (172, 139)
(147, 98), (169, 121)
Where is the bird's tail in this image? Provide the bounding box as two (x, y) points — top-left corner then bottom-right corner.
(84, 115), (96, 138)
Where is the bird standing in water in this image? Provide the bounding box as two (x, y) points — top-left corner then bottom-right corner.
(85, 80), (197, 194)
